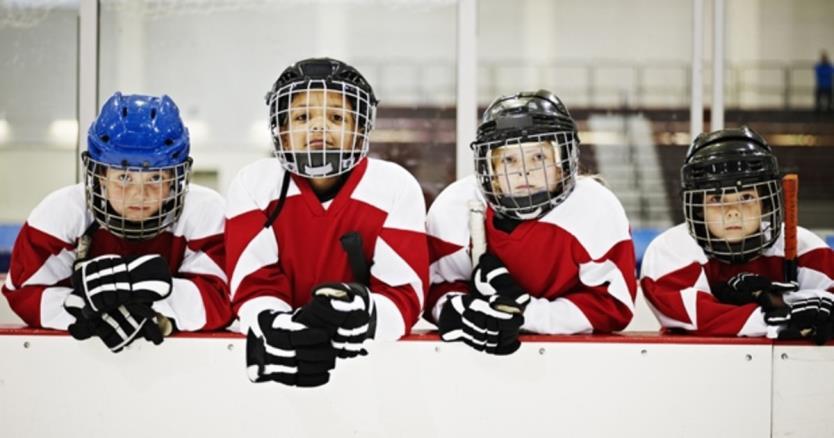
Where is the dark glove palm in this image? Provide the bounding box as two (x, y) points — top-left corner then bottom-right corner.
(438, 294), (524, 355)
(294, 282), (376, 359)
(778, 294), (834, 345)
(63, 294), (163, 353)
(246, 309), (338, 387)
(713, 272), (797, 309)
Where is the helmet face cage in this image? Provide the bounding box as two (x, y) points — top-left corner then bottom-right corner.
(683, 179), (782, 264)
(268, 79), (376, 178)
(83, 153), (192, 240)
(474, 130), (579, 220)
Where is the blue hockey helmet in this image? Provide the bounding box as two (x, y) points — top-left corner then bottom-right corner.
(83, 92), (193, 240)
(87, 92), (190, 167)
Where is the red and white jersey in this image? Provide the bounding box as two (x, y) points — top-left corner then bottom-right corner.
(225, 158), (428, 340)
(641, 224), (834, 337)
(1, 183), (231, 331)
(427, 175), (637, 334)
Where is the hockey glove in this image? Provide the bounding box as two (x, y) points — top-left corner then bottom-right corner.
(713, 273), (798, 307)
(438, 294), (524, 355)
(63, 293), (164, 353)
(776, 291), (834, 345)
(294, 282), (376, 359)
(72, 254), (172, 313)
(246, 309), (338, 387)
(471, 253), (531, 315)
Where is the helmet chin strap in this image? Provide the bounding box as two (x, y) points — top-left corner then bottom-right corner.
(513, 206), (545, 221)
(286, 151), (359, 178)
(494, 190), (552, 220)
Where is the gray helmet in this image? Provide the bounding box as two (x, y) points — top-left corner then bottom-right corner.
(472, 90), (579, 220)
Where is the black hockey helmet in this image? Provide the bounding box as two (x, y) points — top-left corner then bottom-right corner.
(265, 57), (378, 178)
(472, 89), (580, 220)
(681, 126), (783, 263)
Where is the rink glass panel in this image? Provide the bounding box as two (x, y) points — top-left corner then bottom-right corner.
(98, 0), (458, 206)
(0, 2), (79, 222)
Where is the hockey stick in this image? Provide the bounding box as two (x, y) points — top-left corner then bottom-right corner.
(782, 174), (799, 284)
(75, 222), (100, 262)
(332, 231), (377, 337)
(468, 200), (487, 266)
(340, 232), (371, 286)
(468, 200), (521, 315)
(781, 174), (814, 338)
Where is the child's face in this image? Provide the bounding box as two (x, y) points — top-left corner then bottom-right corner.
(491, 141), (562, 196)
(101, 168), (173, 221)
(279, 90), (357, 152)
(703, 189), (763, 242)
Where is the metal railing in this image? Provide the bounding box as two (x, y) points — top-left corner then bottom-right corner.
(355, 58), (819, 109)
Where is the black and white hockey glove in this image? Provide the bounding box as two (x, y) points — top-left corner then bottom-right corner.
(63, 294), (163, 353)
(438, 294), (524, 355)
(776, 291), (834, 345)
(246, 309), (338, 387)
(293, 282), (376, 359)
(713, 273), (798, 308)
(72, 254), (173, 313)
(471, 253), (531, 314)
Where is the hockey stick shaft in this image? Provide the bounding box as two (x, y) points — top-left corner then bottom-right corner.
(75, 222), (100, 264)
(782, 174), (798, 283)
(468, 200), (521, 315)
(468, 200), (486, 267)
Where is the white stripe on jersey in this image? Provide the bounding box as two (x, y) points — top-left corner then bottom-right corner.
(578, 259), (635, 313)
(540, 177), (631, 261)
(352, 159), (427, 234)
(181, 246), (228, 283)
(371, 237), (424, 308)
(170, 185), (227, 240)
(225, 159), (301, 220)
(39, 286), (74, 330)
(640, 224), (710, 281)
(26, 184), (90, 247)
(230, 227), (279, 299)
(21, 248), (75, 288)
(152, 278), (207, 331)
(522, 297), (593, 334)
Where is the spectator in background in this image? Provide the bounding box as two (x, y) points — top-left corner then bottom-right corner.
(814, 51), (833, 112)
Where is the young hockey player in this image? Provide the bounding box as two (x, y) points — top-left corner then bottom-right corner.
(640, 127), (834, 343)
(426, 90), (637, 355)
(225, 58), (428, 387)
(1, 92), (232, 352)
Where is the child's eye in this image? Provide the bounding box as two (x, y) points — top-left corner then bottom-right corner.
(705, 195), (721, 204)
(117, 174), (131, 184)
(501, 156), (517, 165)
(531, 153), (545, 161)
(293, 113), (308, 122)
(740, 193), (755, 201)
(331, 113), (344, 123)
(148, 174), (163, 183)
